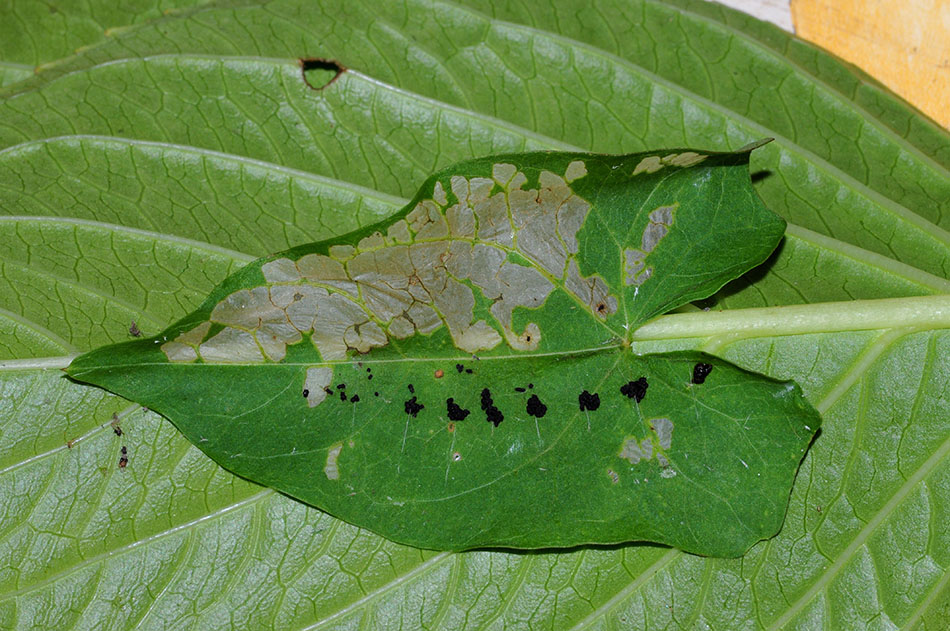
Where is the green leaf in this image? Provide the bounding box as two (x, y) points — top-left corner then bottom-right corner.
(66, 147), (819, 557)
(3, 0), (950, 628)
(3, 0), (947, 278)
(0, 0), (210, 69)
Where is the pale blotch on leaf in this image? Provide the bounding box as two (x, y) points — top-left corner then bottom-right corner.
(619, 418), (674, 467)
(303, 366), (333, 407)
(639, 438), (653, 461)
(161, 321), (211, 363)
(324, 442), (343, 480)
(432, 180), (448, 206)
(632, 152), (707, 175)
(663, 151), (707, 168)
(633, 156), (663, 176)
(200, 327), (264, 364)
(162, 160), (618, 374)
(624, 204), (677, 287)
(564, 159), (588, 183)
(620, 438), (647, 465)
(653, 417), (673, 450)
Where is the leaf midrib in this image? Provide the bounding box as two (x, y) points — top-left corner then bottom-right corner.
(634, 295), (950, 341)
(0, 306), (76, 353)
(0, 134), (409, 209)
(0, 259), (166, 332)
(60, 295), (950, 378)
(0, 215), (255, 265)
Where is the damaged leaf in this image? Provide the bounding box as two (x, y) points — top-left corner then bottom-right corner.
(66, 145), (820, 557)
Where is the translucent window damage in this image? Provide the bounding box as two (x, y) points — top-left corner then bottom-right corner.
(162, 161), (617, 373)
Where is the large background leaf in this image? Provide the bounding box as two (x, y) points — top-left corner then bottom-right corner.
(1, 0), (949, 628)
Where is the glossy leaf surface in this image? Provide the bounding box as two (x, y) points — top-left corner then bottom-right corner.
(67, 148), (818, 556)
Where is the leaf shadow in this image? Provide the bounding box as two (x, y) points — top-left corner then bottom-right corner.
(695, 234), (787, 308)
(472, 540), (671, 557)
(749, 169), (773, 185)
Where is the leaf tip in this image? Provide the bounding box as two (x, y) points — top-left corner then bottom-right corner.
(738, 138), (774, 153)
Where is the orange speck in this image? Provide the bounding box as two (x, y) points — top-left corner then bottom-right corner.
(434, 369), (444, 378)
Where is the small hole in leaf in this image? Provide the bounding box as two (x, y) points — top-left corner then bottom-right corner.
(299, 58), (345, 90)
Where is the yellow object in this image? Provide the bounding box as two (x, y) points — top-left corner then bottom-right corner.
(791, 0), (950, 130)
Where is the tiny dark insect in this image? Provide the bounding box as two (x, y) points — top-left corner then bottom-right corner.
(465, 368), (473, 374)
(110, 413), (122, 436)
(456, 363), (464, 373)
(336, 383), (346, 389)
(374, 391), (379, 397)
(404, 396), (424, 417)
(408, 383), (415, 394)
(302, 388), (310, 398)
(129, 320), (142, 337)
(446, 398), (470, 421)
(526, 394), (547, 418)
(339, 390), (347, 402)
(514, 387), (526, 393)
(620, 377), (648, 402)
(480, 388), (504, 427)
(692, 362), (713, 385)
(119, 445), (128, 468)
(323, 386), (334, 396)
(578, 390), (600, 411)
(350, 394), (360, 403)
